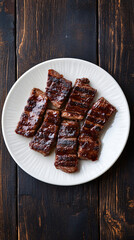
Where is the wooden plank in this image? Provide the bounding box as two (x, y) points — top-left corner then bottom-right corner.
(16, 0), (98, 239)
(0, 1), (17, 240)
(98, 0), (134, 239)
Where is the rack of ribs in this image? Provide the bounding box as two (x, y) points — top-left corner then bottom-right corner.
(46, 69), (72, 109)
(29, 110), (60, 156)
(62, 78), (96, 120)
(15, 88), (48, 137)
(55, 120), (79, 173)
(78, 97), (116, 160)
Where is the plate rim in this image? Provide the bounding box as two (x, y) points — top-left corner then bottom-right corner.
(1, 57), (131, 186)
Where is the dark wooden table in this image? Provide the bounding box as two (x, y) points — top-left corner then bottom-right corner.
(0, 1), (134, 239)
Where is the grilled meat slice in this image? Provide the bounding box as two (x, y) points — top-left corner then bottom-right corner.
(15, 88), (48, 137)
(55, 120), (79, 173)
(78, 97), (116, 161)
(80, 97), (116, 139)
(58, 120), (79, 138)
(56, 138), (77, 155)
(78, 137), (101, 161)
(62, 78), (96, 120)
(55, 154), (78, 173)
(29, 109), (60, 156)
(46, 69), (72, 109)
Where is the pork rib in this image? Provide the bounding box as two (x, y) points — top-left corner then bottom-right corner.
(15, 88), (48, 137)
(62, 78), (96, 120)
(29, 109), (60, 156)
(55, 120), (79, 173)
(78, 97), (116, 160)
(46, 69), (72, 109)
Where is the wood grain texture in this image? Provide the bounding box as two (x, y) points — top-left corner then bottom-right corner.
(98, 0), (134, 239)
(0, 1), (17, 240)
(17, 0), (97, 76)
(16, 0), (98, 240)
(1, 0), (133, 239)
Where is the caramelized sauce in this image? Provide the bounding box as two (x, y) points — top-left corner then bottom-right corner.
(46, 69), (72, 109)
(15, 88), (48, 137)
(78, 97), (116, 161)
(29, 109), (60, 156)
(62, 78), (96, 120)
(55, 120), (79, 173)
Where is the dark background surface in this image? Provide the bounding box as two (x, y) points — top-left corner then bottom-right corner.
(0, 0), (134, 239)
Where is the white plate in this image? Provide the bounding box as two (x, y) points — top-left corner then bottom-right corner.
(2, 58), (130, 186)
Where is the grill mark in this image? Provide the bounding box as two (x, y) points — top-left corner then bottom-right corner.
(78, 97), (116, 161)
(74, 86), (96, 95)
(55, 161), (77, 167)
(33, 126), (58, 142)
(56, 155), (77, 162)
(43, 114), (61, 126)
(57, 138), (76, 146)
(78, 137), (101, 161)
(46, 85), (69, 95)
(83, 98), (116, 138)
(62, 78), (96, 120)
(86, 116), (106, 125)
(15, 88), (48, 137)
(56, 148), (77, 155)
(29, 109), (60, 156)
(46, 89), (69, 102)
(81, 124), (103, 136)
(69, 99), (89, 109)
(55, 120), (79, 172)
(75, 78), (90, 85)
(48, 76), (71, 89)
(88, 109), (107, 119)
(70, 94), (94, 104)
(46, 69), (72, 108)
(58, 122), (79, 138)
(65, 103), (87, 115)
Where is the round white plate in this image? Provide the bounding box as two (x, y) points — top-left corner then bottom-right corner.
(2, 58), (130, 186)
